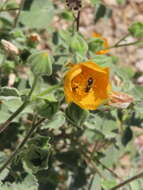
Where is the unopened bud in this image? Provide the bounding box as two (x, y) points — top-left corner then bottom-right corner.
(1, 39), (19, 55)
(28, 33), (41, 42)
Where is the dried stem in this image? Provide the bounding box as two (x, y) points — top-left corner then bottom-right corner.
(0, 118), (45, 174)
(114, 33), (130, 46)
(109, 172), (143, 190)
(76, 10), (80, 31)
(13, 0), (25, 27)
(0, 8), (20, 12)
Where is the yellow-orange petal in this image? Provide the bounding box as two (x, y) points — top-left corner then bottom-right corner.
(64, 61), (111, 110)
(92, 32), (109, 55)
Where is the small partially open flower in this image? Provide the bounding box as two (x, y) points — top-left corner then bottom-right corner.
(92, 32), (109, 55)
(108, 91), (133, 109)
(1, 39), (19, 55)
(64, 61), (111, 110)
(28, 33), (41, 42)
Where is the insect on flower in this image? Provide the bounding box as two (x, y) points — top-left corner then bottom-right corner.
(85, 77), (94, 93)
(64, 62), (111, 110)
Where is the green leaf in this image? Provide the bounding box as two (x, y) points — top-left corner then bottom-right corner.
(23, 145), (50, 173)
(95, 4), (112, 22)
(60, 11), (74, 21)
(43, 111), (65, 129)
(101, 146), (121, 167)
(36, 100), (59, 119)
(3, 99), (22, 112)
(0, 111), (10, 123)
(88, 38), (104, 53)
(122, 127), (133, 146)
(70, 34), (88, 55)
(130, 179), (141, 190)
(130, 85), (143, 99)
(59, 30), (71, 43)
(4, 0), (19, 9)
(27, 50), (52, 76)
(19, 0), (54, 28)
(92, 55), (114, 68)
(95, 4), (106, 22)
(0, 152), (9, 183)
(28, 135), (50, 148)
(101, 179), (117, 189)
(90, 175), (101, 190)
(65, 103), (89, 127)
(128, 22), (143, 38)
(0, 87), (19, 97)
(116, 66), (135, 79)
(1, 174), (38, 190)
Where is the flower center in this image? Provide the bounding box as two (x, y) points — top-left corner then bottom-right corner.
(71, 72), (96, 101)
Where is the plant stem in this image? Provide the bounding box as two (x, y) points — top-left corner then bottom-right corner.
(0, 118), (45, 174)
(109, 40), (141, 49)
(13, 0), (25, 27)
(0, 8), (20, 12)
(109, 172), (143, 190)
(95, 158), (122, 180)
(80, 149), (106, 179)
(102, 38), (142, 51)
(76, 10), (80, 31)
(114, 34), (129, 46)
(35, 84), (62, 97)
(0, 76), (38, 134)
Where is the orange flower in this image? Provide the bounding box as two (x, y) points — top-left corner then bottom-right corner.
(64, 61), (111, 110)
(92, 32), (109, 55)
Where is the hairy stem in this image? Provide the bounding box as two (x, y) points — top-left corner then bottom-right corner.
(109, 172), (143, 190)
(0, 8), (20, 12)
(13, 0), (25, 27)
(114, 33), (130, 46)
(102, 38), (142, 51)
(110, 40), (141, 49)
(0, 118), (45, 174)
(0, 76), (38, 134)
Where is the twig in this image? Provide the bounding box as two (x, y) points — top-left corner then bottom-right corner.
(88, 142), (121, 180)
(114, 33), (129, 46)
(0, 101), (28, 134)
(76, 10), (80, 31)
(109, 40), (141, 49)
(13, 0), (25, 27)
(95, 158), (122, 180)
(0, 76), (38, 134)
(109, 172), (143, 190)
(80, 148), (106, 179)
(0, 118), (45, 174)
(102, 38), (142, 51)
(0, 8), (20, 12)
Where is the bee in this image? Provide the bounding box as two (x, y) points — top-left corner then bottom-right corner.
(85, 77), (93, 93)
(66, 0), (82, 10)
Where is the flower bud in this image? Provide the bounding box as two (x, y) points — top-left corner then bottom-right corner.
(28, 33), (41, 42)
(1, 39), (19, 55)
